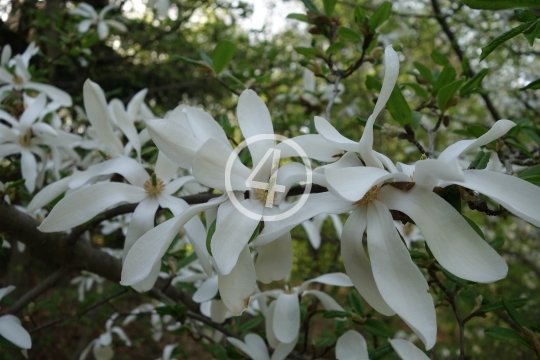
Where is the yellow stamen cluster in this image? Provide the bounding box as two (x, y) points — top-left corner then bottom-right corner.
(18, 133), (31, 147)
(144, 174), (165, 196)
(353, 185), (380, 207)
(254, 188), (277, 205)
(12, 76), (23, 85)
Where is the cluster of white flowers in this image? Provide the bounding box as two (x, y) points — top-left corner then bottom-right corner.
(2, 37), (540, 359)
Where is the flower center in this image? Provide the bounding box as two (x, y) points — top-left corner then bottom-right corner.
(254, 187), (277, 205)
(18, 132), (32, 147)
(12, 75), (23, 85)
(353, 185), (380, 206)
(144, 173), (165, 196)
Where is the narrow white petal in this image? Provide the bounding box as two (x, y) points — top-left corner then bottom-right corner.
(184, 107), (230, 148)
(146, 118), (201, 169)
(303, 290), (344, 311)
(130, 259), (161, 292)
(340, 208), (395, 316)
(299, 272), (352, 292)
(193, 276), (219, 303)
(389, 339), (430, 360)
(255, 232), (293, 284)
(275, 134), (343, 162)
(314, 116), (358, 152)
(0, 285), (15, 301)
(38, 183), (146, 232)
(27, 176), (71, 212)
(367, 200), (436, 349)
(155, 151), (179, 184)
(0, 315), (31, 349)
(265, 300), (279, 348)
(105, 20), (127, 32)
(97, 21), (109, 40)
(122, 197), (159, 261)
(20, 93), (46, 130)
(25, 82), (72, 107)
(218, 246), (256, 316)
(273, 293), (300, 344)
(127, 88), (148, 118)
(301, 220), (321, 249)
(212, 199), (262, 275)
(414, 159), (464, 188)
(193, 138), (251, 191)
(378, 185), (508, 282)
(83, 79), (122, 154)
(78, 19), (93, 33)
(439, 120), (516, 162)
(335, 330), (369, 360)
(270, 337), (298, 360)
(237, 90), (275, 166)
(20, 149), (37, 192)
(227, 334), (269, 360)
(70, 157), (149, 189)
(110, 99), (141, 161)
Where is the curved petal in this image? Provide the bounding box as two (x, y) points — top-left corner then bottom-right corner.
(341, 207), (395, 316)
(105, 20), (127, 32)
(438, 120), (516, 162)
(20, 93), (46, 130)
(70, 157), (149, 189)
(192, 138), (251, 191)
(110, 99), (141, 161)
(218, 246), (256, 316)
(301, 220), (321, 249)
(271, 337), (298, 360)
(130, 259), (161, 292)
(326, 166), (408, 202)
(275, 134), (343, 162)
(97, 21), (109, 40)
(367, 200), (436, 349)
(27, 176), (71, 212)
(212, 199), (263, 275)
(255, 232), (293, 284)
(378, 185), (508, 282)
(78, 19), (93, 33)
(183, 107), (230, 148)
(451, 170), (540, 228)
(389, 339), (430, 360)
(335, 330), (369, 360)
(122, 197), (159, 261)
(193, 276), (219, 303)
(0, 315), (31, 349)
(121, 196), (226, 285)
(299, 272), (352, 292)
(20, 148), (38, 192)
(155, 151), (179, 184)
(127, 88), (148, 118)
(25, 81), (72, 107)
(414, 159), (464, 188)
(273, 293), (300, 344)
(314, 116), (358, 152)
(83, 79), (122, 155)
(237, 89), (275, 166)
(38, 183), (147, 232)
(227, 334), (269, 360)
(302, 290), (344, 312)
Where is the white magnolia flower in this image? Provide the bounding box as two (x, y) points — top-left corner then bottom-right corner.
(70, 271), (104, 302)
(227, 333), (297, 360)
(0, 43), (72, 106)
(0, 286), (32, 354)
(79, 313), (131, 360)
(70, 2), (127, 40)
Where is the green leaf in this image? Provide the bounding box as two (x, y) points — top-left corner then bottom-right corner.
(205, 219), (217, 255)
(301, 0), (321, 14)
(369, 1), (392, 32)
(369, 344), (394, 359)
(479, 297), (528, 313)
(467, 124), (489, 138)
(413, 61), (433, 84)
(199, 49), (213, 66)
(463, 215), (485, 240)
(354, 5), (367, 24)
(323, 0), (336, 17)
(411, 111), (422, 131)
(347, 289), (365, 316)
(523, 128), (540, 146)
(480, 22), (534, 61)
(519, 164), (540, 178)
(519, 78), (540, 91)
(431, 50), (450, 66)
(521, 175), (540, 185)
(322, 310), (351, 318)
(365, 75), (382, 91)
(238, 317), (264, 333)
(506, 138), (534, 158)
(485, 327), (533, 349)
(326, 42), (346, 55)
(467, 150), (490, 170)
(437, 78), (465, 111)
(212, 40), (236, 75)
(174, 55), (202, 66)
(515, 8), (537, 22)
(295, 46), (317, 57)
(432, 64), (456, 94)
(387, 84), (412, 126)
(404, 82), (429, 99)
(460, 68), (490, 97)
(523, 20), (540, 45)
(490, 236), (505, 249)
(459, 288), (477, 310)
(461, 0), (540, 10)
(503, 298), (528, 327)
(435, 263), (469, 286)
(286, 13), (309, 22)
(338, 26), (362, 41)
(364, 318), (393, 338)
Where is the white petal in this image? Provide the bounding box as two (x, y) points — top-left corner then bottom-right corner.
(0, 315), (31, 349)
(193, 277), (219, 303)
(127, 88), (148, 118)
(378, 185), (508, 282)
(121, 196), (226, 285)
(210, 299), (229, 324)
(275, 134), (343, 162)
(237, 90), (275, 166)
(38, 183), (146, 232)
(0, 285), (15, 301)
(314, 116), (358, 152)
(227, 334), (269, 360)
(105, 20), (127, 32)
(335, 330), (369, 360)
(255, 232), (293, 284)
(389, 339), (430, 360)
(439, 120), (516, 162)
(27, 176), (71, 212)
(212, 199), (262, 275)
(255, 193), (354, 247)
(340, 207), (395, 316)
(97, 21), (109, 40)
(83, 79), (123, 155)
(70, 157), (149, 189)
(183, 107), (230, 148)
(367, 200), (436, 349)
(192, 138), (251, 191)
(273, 293), (300, 344)
(299, 272), (352, 292)
(414, 159), (464, 188)
(155, 151), (179, 184)
(110, 99), (141, 161)
(270, 338), (298, 360)
(20, 149), (37, 192)
(265, 300), (279, 348)
(20, 93), (46, 130)
(146, 118), (201, 169)
(218, 246), (256, 316)
(25, 81), (72, 107)
(122, 197), (159, 261)
(78, 19), (93, 33)
(130, 259), (161, 292)
(301, 220), (321, 249)
(453, 170), (540, 228)
(302, 290), (344, 312)
(326, 166), (408, 202)
(1, 44), (11, 65)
